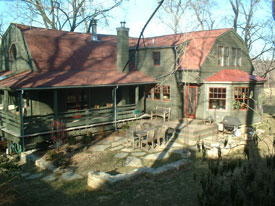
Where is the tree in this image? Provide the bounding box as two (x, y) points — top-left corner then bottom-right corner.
(16, 0), (124, 33)
(228, 0), (274, 60)
(157, 0), (216, 34)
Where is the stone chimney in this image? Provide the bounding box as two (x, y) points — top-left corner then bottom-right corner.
(116, 21), (129, 73)
(91, 19), (98, 41)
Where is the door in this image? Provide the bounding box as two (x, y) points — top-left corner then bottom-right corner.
(185, 85), (198, 118)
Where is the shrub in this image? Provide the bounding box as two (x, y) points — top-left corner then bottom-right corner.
(46, 150), (58, 161)
(50, 121), (67, 149)
(67, 136), (76, 145)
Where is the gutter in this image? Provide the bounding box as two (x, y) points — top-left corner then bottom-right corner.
(15, 81), (157, 91)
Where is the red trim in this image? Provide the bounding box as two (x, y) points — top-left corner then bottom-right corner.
(234, 87), (249, 110)
(185, 85), (197, 119)
(162, 85), (170, 101)
(154, 85), (161, 100)
(208, 87), (226, 110)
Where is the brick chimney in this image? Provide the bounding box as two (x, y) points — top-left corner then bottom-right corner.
(116, 21), (129, 73)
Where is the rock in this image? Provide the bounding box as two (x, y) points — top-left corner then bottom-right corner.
(124, 156), (143, 167)
(102, 140), (113, 145)
(170, 142), (184, 148)
(169, 149), (191, 158)
(41, 174), (56, 181)
(26, 173), (43, 180)
(131, 152), (146, 157)
(144, 152), (170, 161)
(61, 171), (83, 181)
(87, 160), (191, 189)
(110, 145), (124, 151)
(21, 172), (31, 177)
(113, 136), (123, 141)
(91, 144), (110, 152)
(111, 139), (126, 148)
(20, 149), (38, 164)
(121, 148), (135, 152)
(35, 159), (56, 171)
(114, 153), (128, 159)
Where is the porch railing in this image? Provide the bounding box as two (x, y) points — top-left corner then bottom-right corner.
(0, 110), (21, 134)
(23, 104), (137, 136)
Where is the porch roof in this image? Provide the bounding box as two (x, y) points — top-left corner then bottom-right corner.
(0, 70), (156, 89)
(204, 69), (266, 83)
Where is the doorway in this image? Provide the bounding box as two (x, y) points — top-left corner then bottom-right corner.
(185, 85), (198, 118)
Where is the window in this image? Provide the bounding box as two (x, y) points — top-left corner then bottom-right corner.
(9, 44), (17, 61)
(153, 51), (160, 65)
(224, 47), (229, 66)
(232, 48), (241, 66)
(154, 85), (161, 100)
(66, 90), (88, 111)
(237, 48), (242, 66)
(145, 86), (152, 99)
(162, 85), (170, 101)
(209, 88), (226, 109)
(234, 87), (249, 110)
(218, 46), (224, 66)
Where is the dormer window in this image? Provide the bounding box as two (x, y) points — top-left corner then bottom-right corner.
(232, 48), (242, 66)
(153, 51), (160, 65)
(9, 44), (17, 61)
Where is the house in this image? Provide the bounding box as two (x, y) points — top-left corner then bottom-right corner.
(0, 22), (265, 152)
(0, 22), (156, 152)
(131, 28), (265, 125)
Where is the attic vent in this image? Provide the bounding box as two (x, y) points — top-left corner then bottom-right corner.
(9, 44), (17, 61)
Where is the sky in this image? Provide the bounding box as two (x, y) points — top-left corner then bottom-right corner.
(0, 0), (168, 37)
(0, 0), (274, 58)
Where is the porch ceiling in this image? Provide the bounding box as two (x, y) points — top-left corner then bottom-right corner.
(0, 70), (156, 89)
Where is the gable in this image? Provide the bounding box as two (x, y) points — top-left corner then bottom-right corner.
(0, 24), (37, 72)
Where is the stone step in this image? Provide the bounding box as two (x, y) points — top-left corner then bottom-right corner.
(175, 124), (217, 136)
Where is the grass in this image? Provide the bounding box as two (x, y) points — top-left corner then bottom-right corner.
(1, 152), (204, 206)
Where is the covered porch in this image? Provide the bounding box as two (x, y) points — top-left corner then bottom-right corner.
(0, 84), (151, 152)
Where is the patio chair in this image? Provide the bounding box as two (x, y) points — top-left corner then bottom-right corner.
(142, 122), (152, 129)
(141, 129), (155, 150)
(156, 127), (168, 145)
(131, 130), (140, 148)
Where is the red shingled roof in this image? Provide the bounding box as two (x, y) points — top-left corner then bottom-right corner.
(0, 70), (155, 89)
(205, 69), (266, 82)
(129, 28), (231, 69)
(0, 24), (155, 89)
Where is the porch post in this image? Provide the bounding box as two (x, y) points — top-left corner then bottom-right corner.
(113, 86), (118, 130)
(53, 90), (58, 120)
(135, 86), (139, 105)
(19, 90), (25, 152)
(182, 83), (185, 118)
(3, 90), (8, 111)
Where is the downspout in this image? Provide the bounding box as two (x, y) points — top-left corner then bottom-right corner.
(114, 86), (118, 130)
(19, 89), (24, 152)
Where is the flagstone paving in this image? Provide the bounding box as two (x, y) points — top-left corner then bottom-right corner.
(22, 133), (191, 182)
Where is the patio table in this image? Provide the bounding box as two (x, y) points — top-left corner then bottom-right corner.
(134, 126), (161, 149)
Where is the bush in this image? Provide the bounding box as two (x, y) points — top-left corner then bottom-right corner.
(0, 155), (21, 178)
(67, 136), (76, 145)
(197, 142), (275, 205)
(46, 150), (58, 161)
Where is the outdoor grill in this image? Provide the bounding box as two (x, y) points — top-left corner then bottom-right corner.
(221, 116), (241, 131)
